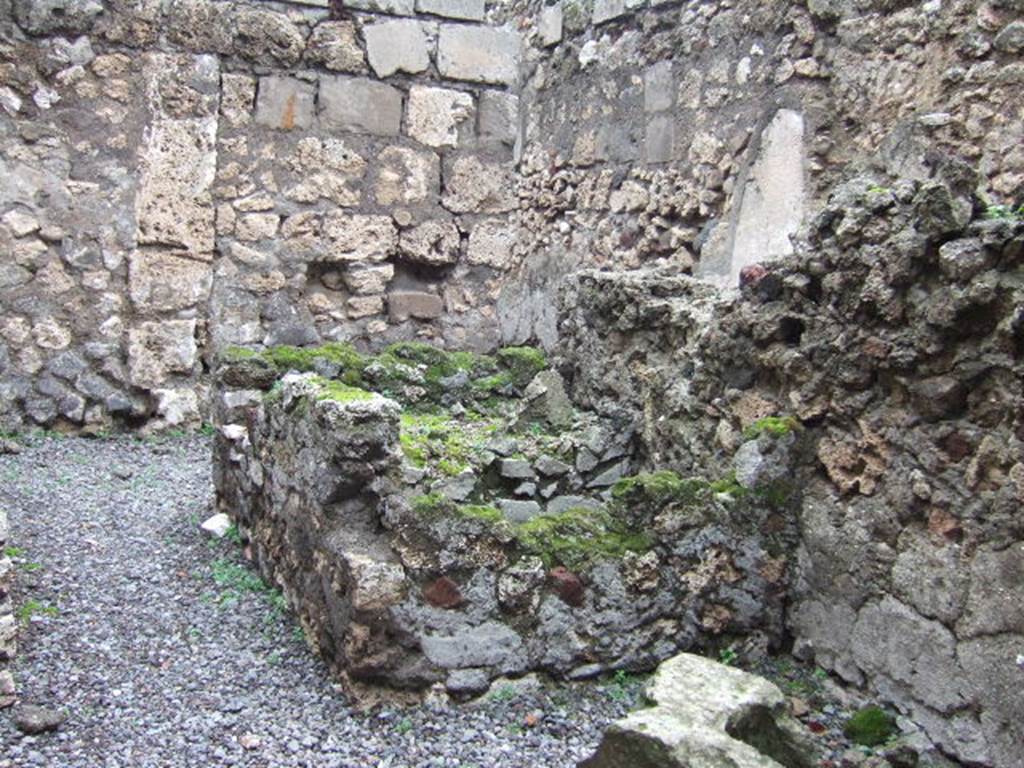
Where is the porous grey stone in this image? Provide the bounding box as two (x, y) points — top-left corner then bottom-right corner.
(591, 0), (627, 25)
(364, 19), (431, 78)
(407, 85), (475, 149)
(127, 320), (198, 389)
(344, 0), (415, 14)
(546, 496), (602, 515)
(497, 498), (542, 522)
(375, 146), (441, 205)
(128, 251), (212, 313)
(254, 76), (315, 131)
(437, 25), (521, 86)
(500, 458), (535, 479)
(305, 21), (365, 72)
(421, 621), (525, 669)
(319, 76), (403, 136)
(399, 220), (461, 266)
(466, 219), (516, 270)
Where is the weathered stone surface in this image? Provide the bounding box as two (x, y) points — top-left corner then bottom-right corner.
(478, 91), (519, 146)
(319, 76), (403, 136)
(417, 0), (484, 21)
(322, 214), (397, 262)
(466, 218), (516, 270)
(12, 704), (66, 735)
(644, 61), (673, 113)
(437, 25), (521, 86)
(580, 653), (816, 768)
(13, 0), (102, 35)
(220, 73), (256, 127)
(127, 319), (197, 388)
(421, 621), (524, 669)
(407, 86), (475, 149)
(285, 137), (367, 207)
(388, 290), (444, 321)
(375, 146), (440, 205)
(345, 0), (415, 14)
(254, 76), (315, 131)
(128, 251), (212, 313)
(539, 4), (563, 47)
(443, 155), (517, 213)
(644, 114), (674, 163)
(343, 264), (395, 296)
(365, 19), (431, 77)
(305, 21), (365, 72)
(399, 220), (461, 266)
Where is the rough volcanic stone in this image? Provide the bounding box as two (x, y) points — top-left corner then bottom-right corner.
(128, 251), (212, 312)
(319, 76), (403, 136)
(500, 458), (535, 479)
(343, 264), (395, 295)
(437, 25), (521, 86)
(535, 455), (571, 477)
(322, 214), (397, 262)
(580, 653), (817, 767)
(388, 291), (444, 321)
(497, 498), (542, 523)
(407, 85), (475, 149)
(306, 21), (365, 72)
(592, 0), (627, 25)
(254, 76), (315, 131)
(365, 19), (431, 77)
(127, 319), (198, 389)
(423, 576), (464, 608)
(375, 146), (440, 205)
(232, 6), (306, 67)
(12, 0), (102, 35)
(442, 155), (517, 213)
(399, 220), (461, 266)
(547, 496), (602, 515)
(466, 218), (516, 270)
(417, 0), (484, 21)
(220, 73), (256, 127)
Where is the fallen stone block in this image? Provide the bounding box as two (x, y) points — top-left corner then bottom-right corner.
(579, 653), (818, 768)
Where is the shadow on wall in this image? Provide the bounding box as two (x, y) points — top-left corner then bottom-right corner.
(697, 109), (807, 289)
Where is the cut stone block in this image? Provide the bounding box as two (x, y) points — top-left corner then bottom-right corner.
(127, 319), (198, 389)
(644, 61), (673, 113)
(645, 114), (674, 164)
(437, 25), (520, 86)
(365, 19), (431, 77)
(344, 0), (415, 14)
(539, 4), (563, 47)
(319, 76), (403, 136)
(254, 76), (315, 131)
(375, 146), (441, 205)
(592, 0), (627, 25)
(478, 91), (519, 146)
(416, 0), (484, 21)
(322, 214), (398, 262)
(407, 85), (475, 149)
(388, 290), (444, 321)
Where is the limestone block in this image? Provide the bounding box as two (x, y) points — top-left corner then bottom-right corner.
(322, 214), (397, 262)
(437, 25), (520, 86)
(592, 0), (627, 25)
(154, 387), (201, 426)
(127, 319), (197, 389)
(365, 20), (431, 78)
(306, 21), (366, 72)
(128, 251), (212, 313)
(539, 4), (563, 47)
(399, 220), (461, 266)
(344, 0), (414, 14)
(285, 137), (367, 207)
(319, 76), (403, 136)
(33, 319), (72, 351)
(388, 290), (444, 321)
(467, 218), (516, 269)
(220, 73), (256, 128)
(478, 91), (519, 146)
(416, 0), (484, 21)
(645, 115), (674, 163)
(375, 146), (440, 205)
(407, 85), (475, 149)
(344, 264), (395, 295)
(442, 155), (517, 214)
(644, 61), (674, 113)
(254, 76), (315, 131)
(136, 57), (218, 255)
(580, 653), (817, 768)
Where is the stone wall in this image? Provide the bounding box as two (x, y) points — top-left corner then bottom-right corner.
(212, 349), (797, 696)
(0, 0), (524, 432)
(498, 0), (1024, 342)
(556, 175), (1024, 767)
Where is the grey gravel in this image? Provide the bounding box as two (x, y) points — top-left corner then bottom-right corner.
(0, 435), (638, 768)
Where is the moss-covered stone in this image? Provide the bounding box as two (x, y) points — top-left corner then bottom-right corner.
(496, 346), (548, 388)
(513, 507), (652, 569)
(843, 705), (896, 747)
(742, 416), (800, 441)
(314, 379), (375, 403)
(611, 470), (709, 506)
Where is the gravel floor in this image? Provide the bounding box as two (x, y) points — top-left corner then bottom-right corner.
(0, 435), (639, 768)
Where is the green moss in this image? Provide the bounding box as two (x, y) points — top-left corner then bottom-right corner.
(222, 346), (258, 362)
(412, 492), (449, 517)
(844, 706), (897, 747)
(709, 471), (749, 498)
(314, 380), (374, 403)
(472, 372), (514, 393)
(742, 416), (800, 441)
(411, 494), (508, 528)
(496, 346), (547, 388)
(513, 507), (652, 569)
(459, 504), (504, 524)
(611, 471), (709, 506)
